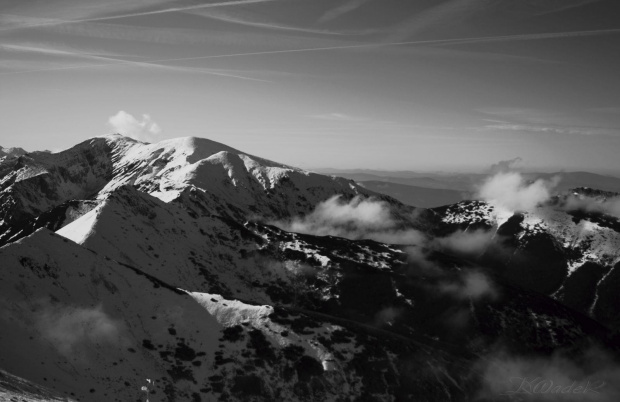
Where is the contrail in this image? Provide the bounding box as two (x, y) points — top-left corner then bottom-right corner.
(185, 9), (369, 36)
(0, 44), (270, 82)
(0, 0), (280, 32)
(3, 28), (619, 77)
(128, 27), (620, 64)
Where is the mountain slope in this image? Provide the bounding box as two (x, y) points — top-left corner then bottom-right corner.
(0, 135), (395, 247)
(0, 229), (489, 401)
(0, 146), (27, 159)
(0, 369), (76, 402)
(54, 185), (616, 358)
(2, 135), (620, 400)
(429, 193), (620, 329)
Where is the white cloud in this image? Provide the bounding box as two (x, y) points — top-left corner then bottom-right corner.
(435, 229), (495, 257)
(489, 157), (522, 174)
(440, 271), (497, 300)
(478, 171), (558, 213)
(565, 194), (620, 218)
(108, 110), (161, 142)
(273, 195), (425, 245)
(374, 306), (402, 326)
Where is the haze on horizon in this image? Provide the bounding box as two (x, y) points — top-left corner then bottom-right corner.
(1, 0), (620, 175)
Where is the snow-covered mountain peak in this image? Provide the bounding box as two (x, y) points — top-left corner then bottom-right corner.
(1, 134), (391, 249)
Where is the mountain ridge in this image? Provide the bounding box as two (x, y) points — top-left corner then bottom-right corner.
(2, 134), (620, 401)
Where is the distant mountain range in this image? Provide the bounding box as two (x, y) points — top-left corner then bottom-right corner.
(1, 135), (619, 401)
(0, 145), (27, 159)
(316, 169), (620, 208)
(357, 180), (468, 208)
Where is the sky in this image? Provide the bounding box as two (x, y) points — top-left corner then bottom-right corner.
(1, 0), (620, 174)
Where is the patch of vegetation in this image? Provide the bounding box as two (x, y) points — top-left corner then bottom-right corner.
(282, 344), (305, 361)
(174, 341), (197, 362)
(221, 325), (245, 342)
(167, 364), (195, 383)
(247, 329), (276, 362)
(231, 375), (265, 396)
(295, 356), (323, 382)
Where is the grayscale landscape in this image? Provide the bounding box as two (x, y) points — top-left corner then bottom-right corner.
(1, 1), (620, 401)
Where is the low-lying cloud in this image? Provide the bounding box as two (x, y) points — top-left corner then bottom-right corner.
(565, 194), (620, 219)
(440, 270), (497, 300)
(478, 171), (559, 213)
(36, 303), (125, 356)
(435, 229), (494, 257)
(374, 306), (402, 326)
(108, 110), (162, 142)
(274, 195), (425, 245)
(403, 246), (441, 275)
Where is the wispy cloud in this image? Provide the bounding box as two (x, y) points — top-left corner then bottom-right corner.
(478, 107), (620, 137)
(0, 12), (353, 51)
(489, 157), (522, 173)
(387, 0), (488, 42)
(36, 303), (125, 357)
(318, 0), (372, 23)
(486, 123), (619, 137)
(440, 270), (497, 300)
(310, 113), (369, 122)
(0, 42), (137, 59)
(589, 106), (620, 114)
(0, 0), (282, 32)
(128, 28), (620, 64)
(387, 0), (607, 41)
(0, 43), (271, 81)
(437, 28), (620, 46)
(534, 0), (603, 16)
(186, 8), (365, 36)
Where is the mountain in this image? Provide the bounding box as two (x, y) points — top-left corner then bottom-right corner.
(1, 134), (403, 247)
(0, 369), (75, 402)
(1, 135), (620, 401)
(427, 188), (620, 330)
(358, 180), (468, 207)
(321, 169), (620, 193)
(0, 145), (27, 159)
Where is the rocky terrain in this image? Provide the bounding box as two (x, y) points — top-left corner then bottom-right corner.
(1, 135), (619, 401)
